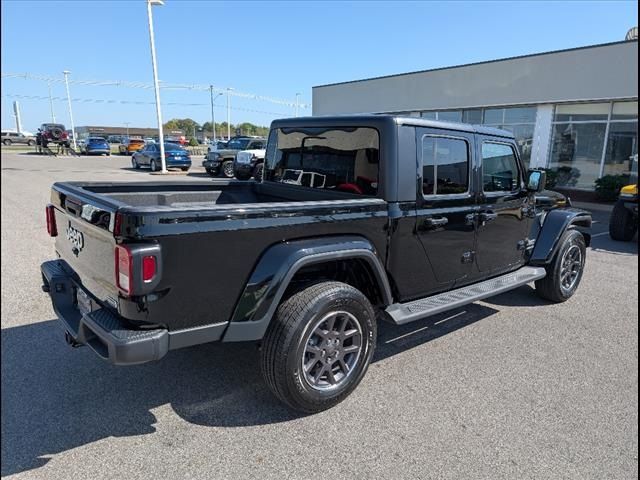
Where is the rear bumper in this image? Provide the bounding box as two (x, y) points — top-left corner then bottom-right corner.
(41, 259), (169, 365)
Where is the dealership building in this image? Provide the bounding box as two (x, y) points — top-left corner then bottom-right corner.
(312, 39), (638, 191)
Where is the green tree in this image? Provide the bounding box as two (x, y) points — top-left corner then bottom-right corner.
(163, 118), (200, 136)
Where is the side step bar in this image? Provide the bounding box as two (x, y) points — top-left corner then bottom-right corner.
(385, 266), (546, 325)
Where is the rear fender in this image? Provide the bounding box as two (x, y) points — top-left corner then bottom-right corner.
(529, 208), (592, 265)
(222, 235), (392, 342)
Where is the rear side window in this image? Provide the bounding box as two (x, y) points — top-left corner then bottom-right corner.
(421, 136), (469, 195)
(265, 127), (379, 196)
(482, 142), (520, 192)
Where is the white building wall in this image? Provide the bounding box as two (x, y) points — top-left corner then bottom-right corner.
(313, 41), (638, 116)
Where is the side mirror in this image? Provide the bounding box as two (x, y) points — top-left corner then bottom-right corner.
(527, 169), (546, 192)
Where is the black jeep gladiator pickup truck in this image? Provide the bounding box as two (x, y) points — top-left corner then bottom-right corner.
(41, 115), (591, 413)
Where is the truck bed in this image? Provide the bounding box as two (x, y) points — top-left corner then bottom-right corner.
(48, 180), (389, 333)
(72, 180), (370, 209)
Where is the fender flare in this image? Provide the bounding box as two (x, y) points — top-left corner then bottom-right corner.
(222, 235), (392, 342)
(529, 208), (592, 265)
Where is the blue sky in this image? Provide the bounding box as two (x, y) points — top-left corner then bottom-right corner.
(1, 0), (637, 132)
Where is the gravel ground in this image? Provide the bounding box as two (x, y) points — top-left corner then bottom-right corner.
(1, 151), (637, 480)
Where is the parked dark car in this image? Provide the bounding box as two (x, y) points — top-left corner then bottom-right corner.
(1, 131), (37, 146)
(131, 142), (191, 171)
(203, 137), (266, 177)
(81, 137), (111, 156)
(41, 115), (591, 413)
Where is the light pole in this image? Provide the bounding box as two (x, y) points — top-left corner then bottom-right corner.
(62, 70), (77, 150)
(295, 93), (300, 117)
(226, 87), (233, 141)
(48, 81), (56, 123)
(124, 122), (131, 138)
(146, 0), (167, 173)
(209, 86), (222, 144)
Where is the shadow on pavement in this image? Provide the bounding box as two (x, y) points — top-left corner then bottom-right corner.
(1, 302), (500, 476)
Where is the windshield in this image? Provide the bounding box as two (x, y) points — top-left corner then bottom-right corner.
(264, 127), (380, 196)
(226, 138), (251, 150)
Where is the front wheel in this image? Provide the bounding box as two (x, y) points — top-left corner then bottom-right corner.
(132, 156), (140, 169)
(609, 200), (637, 241)
(3, 139), (11, 146)
(535, 230), (586, 303)
(150, 159), (157, 172)
(261, 281), (376, 413)
(27, 140), (35, 146)
(253, 163), (264, 182)
(221, 160), (234, 178)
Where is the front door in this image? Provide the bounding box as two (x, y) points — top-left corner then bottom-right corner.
(414, 128), (478, 296)
(474, 137), (532, 275)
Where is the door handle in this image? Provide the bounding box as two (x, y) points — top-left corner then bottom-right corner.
(479, 212), (498, 223)
(423, 216), (449, 228)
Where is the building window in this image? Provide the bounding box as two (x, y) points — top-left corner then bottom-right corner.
(549, 122), (607, 189)
(549, 101), (638, 189)
(436, 110), (462, 122)
(462, 109), (482, 124)
(479, 106), (537, 168)
(419, 110), (462, 122)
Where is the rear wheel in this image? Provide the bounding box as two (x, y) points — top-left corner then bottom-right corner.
(3, 139), (11, 146)
(261, 281), (376, 413)
(27, 140), (35, 146)
(222, 160), (234, 178)
(181, 167), (189, 172)
(535, 230), (586, 302)
(150, 159), (157, 172)
(609, 200), (637, 241)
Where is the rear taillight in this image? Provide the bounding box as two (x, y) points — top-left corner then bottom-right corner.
(115, 245), (133, 294)
(142, 255), (157, 283)
(113, 212), (122, 236)
(46, 204), (57, 237)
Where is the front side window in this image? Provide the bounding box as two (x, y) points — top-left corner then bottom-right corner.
(265, 127), (379, 196)
(482, 143), (520, 192)
(422, 136), (469, 195)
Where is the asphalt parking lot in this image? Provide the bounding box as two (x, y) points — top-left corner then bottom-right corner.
(1, 150), (637, 480)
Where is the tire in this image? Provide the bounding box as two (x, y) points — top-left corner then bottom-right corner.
(3, 139), (11, 146)
(27, 140), (35, 146)
(609, 200), (637, 241)
(535, 229), (586, 303)
(254, 163), (264, 182)
(181, 167), (189, 172)
(132, 157), (140, 169)
(150, 159), (157, 172)
(51, 128), (62, 140)
(221, 160), (235, 178)
(261, 281), (377, 413)
(235, 172), (251, 181)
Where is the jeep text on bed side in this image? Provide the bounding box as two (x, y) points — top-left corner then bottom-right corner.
(41, 115), (591, 412)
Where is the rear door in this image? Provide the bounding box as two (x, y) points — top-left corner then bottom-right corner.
(474, 137), (532, 275)
(414, 128), (478, 296)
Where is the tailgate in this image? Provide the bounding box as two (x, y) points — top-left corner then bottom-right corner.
(50, 192), (120, 309)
